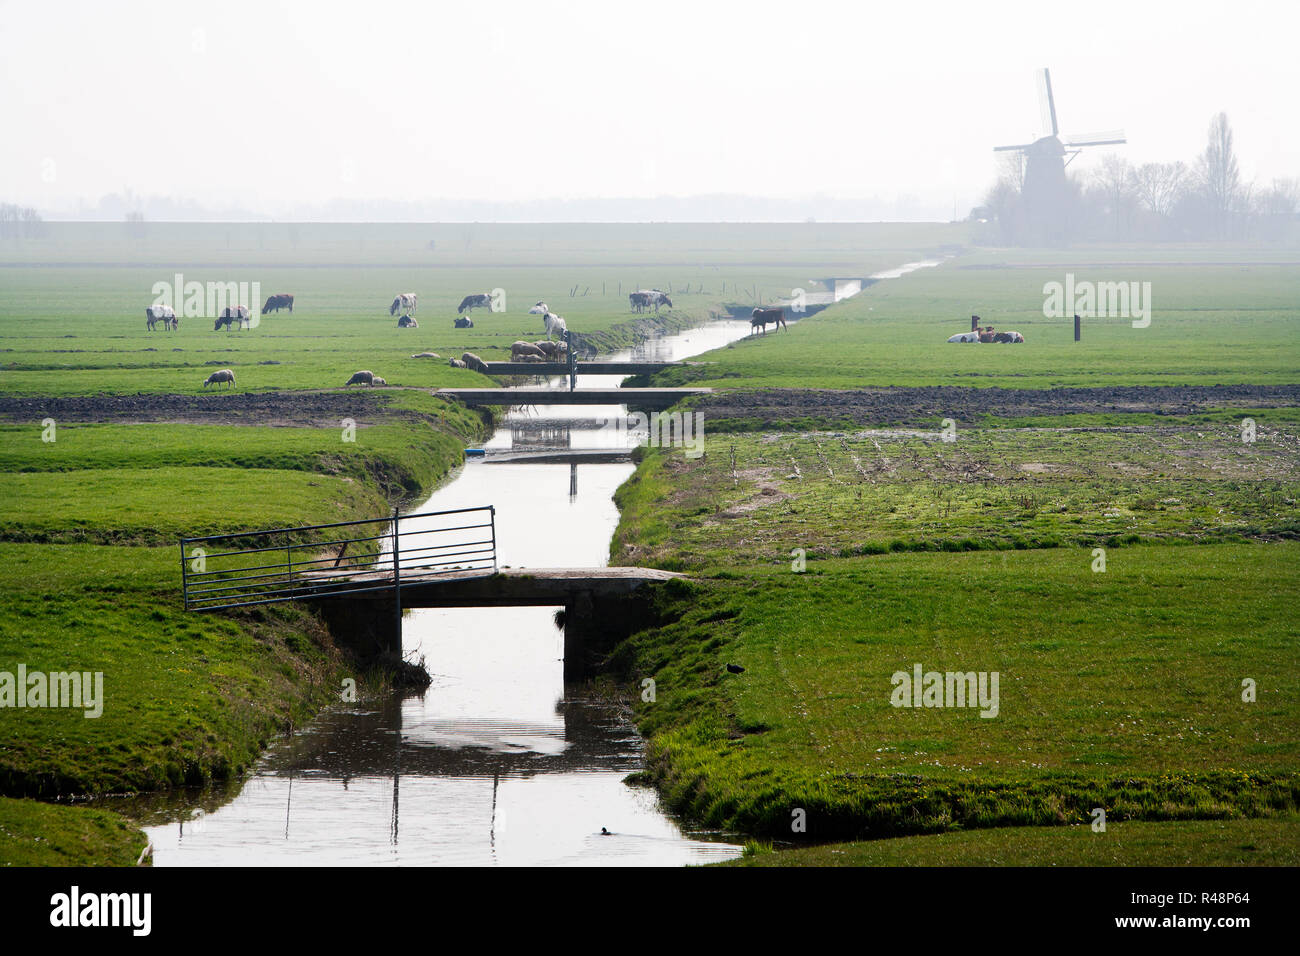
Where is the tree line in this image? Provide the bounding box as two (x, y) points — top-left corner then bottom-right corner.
(973, 113), (1298, 244)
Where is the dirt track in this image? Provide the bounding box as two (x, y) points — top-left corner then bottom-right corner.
(699, 384), (1300, 427)
(0, 390), (410, 427)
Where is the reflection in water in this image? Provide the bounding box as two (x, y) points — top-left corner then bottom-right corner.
(120, 320), (757, 866)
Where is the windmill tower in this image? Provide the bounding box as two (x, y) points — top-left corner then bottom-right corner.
(994, 69), (1126, 241)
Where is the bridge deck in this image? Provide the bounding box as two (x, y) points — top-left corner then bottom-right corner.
(436, 387), (710, 407)
(301, 565), (682, 607)
(481, 361), (693, 375)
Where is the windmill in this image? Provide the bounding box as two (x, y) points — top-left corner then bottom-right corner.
(993, 68), (1126, 240)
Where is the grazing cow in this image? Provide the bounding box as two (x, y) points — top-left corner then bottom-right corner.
(527, 301), (549, 315)
(457, 293), (493, 314)
(629, 290), (672, 313)
(345, 370), (378, 387)
(541, 310), (567, 341)
(389, 293), (418, 316)
(214, 306), (250, 331)
(203, 368), (235, 388)
(397, 315), (418, 328)
(947, 331), (981, 343)
(750, 307), (787, 334)
(454, 316), (473, 329)
(263, 294), (294, 314)
(146, 305), (177, 331)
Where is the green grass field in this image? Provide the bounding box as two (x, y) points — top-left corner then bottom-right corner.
(652, 262), (1300, 390)
(725, 817), (1300, 867)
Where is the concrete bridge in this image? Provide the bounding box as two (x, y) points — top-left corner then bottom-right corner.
(180, 508), (683, 681)
(436, 386), (710, 408)
(311, 566), (682, 680)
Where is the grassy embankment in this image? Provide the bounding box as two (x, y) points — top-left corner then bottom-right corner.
(610, 253), (1300, 861)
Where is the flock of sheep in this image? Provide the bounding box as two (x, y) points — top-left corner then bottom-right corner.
(197, 293), (576, 390)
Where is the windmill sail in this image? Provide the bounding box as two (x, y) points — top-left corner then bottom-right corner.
(1036, 68), (1059, 138)
(1062, 130), (1127, 147)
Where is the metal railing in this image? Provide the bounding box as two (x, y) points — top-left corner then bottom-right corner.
(181, 506), (497, 611)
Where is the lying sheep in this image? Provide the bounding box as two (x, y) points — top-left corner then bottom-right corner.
(372, 376), (387, 386)
(448, 358), (468, 369)
(203, 368), (235, 388)
(461, 351), (489, 373)
(345, 370), (377, 387)
(411, 352), (440, 359)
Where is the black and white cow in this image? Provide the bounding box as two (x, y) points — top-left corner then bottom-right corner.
(389, 293), (418, 316)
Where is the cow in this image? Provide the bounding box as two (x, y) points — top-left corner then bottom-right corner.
(345, 370), (378, 387)
(992, 330), (1025, 343)
(389, 293), (418, 316)
(146, 305), (177, 331)
(750, 307), (787, 334)
(214, 306), (250, 331)
(454, 316), (473, 329)
(397, 315), (418, 328)
(263, 294), (294, 314)
(947, 331), (981, 343)
(541, 310), (567, 341)
(629, 290), (672, 313)
(203, 368), (235, 388)
(977, 326), (998, 343)
(457, 293), (493, 314)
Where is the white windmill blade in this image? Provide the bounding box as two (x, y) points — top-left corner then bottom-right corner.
(993, 142), (1035, 152)
(1062, 130), (1127, 147)
(1036, 68), (1059, 138)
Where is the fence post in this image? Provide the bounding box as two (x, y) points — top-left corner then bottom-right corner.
(1074, 313), (1081, 342)
(566, 329), (576, 391)
(392, 507), (402, 641)
(179, 540), (188, 610)
(490, 506), (498, 572)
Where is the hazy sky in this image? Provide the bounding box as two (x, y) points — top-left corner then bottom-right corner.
(2, 0), (1295, 218)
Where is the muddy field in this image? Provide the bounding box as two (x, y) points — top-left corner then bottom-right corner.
(698, 384), (1300, 427)
(0, 390), (412, 427)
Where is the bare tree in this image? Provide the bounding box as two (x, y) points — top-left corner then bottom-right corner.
(1091, 155), (1138, 238)
(1196, 112), (1241, 238)
(1133, 161), (1188, 218)
(996, 151), (1026, 193)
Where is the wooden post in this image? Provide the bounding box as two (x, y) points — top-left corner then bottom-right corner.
(566, 329), (576, 391)
(391, 508), (402, 646)
(1074, 313), (1081, 342)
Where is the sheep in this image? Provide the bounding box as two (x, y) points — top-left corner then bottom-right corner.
(203, 368), (235, 388)
(461, 352), (489, 374)
(371, 376), (387, 386)
(511, 341), (547, 359)
(448, 358), (468, 369)
(411, 352), (440, 359)
(345, 370), (377, 387)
